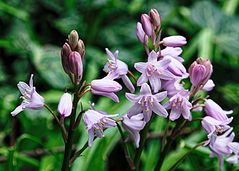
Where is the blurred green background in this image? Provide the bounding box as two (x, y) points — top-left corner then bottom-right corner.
(0, 0), (239, 170)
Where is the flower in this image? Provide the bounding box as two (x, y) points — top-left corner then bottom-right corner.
(136, 22), (148, 44)
(149, 9), (161, 27)
(126, 83), (168, 122)
(68, 51), (83, 84)
(91, 77), (122, 102)
(103, 48), (135, 93)
(202, 79), (215, 91)
(122, 113), (146, 148)
(164, 90), (192, 121)
(161, 47), (183, 59)
(83, 109), (117, 146)
(57, 93), (73, 118)
(162, 36), (187, 47)
(189, 58), (213, 88)
(134, 51), (175, 93)
(141, 14), (153, 36)
(227, 142), (239, 164)
(205, 99), (233, 121)
(11, 74), (44, 116)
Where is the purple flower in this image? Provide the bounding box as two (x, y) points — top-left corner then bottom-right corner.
(58, 93), (73, 118)
(11, 74), (44, 116)
(135, 51), (175, 93)
(136, 22), (148, 44)
(122, 113), (146, 148)
(161, 47), (183, 59)
(164, 90), (192, 121)
(227, 142), (239, 164)
(161, 79), (184, 97)
(126, 83), (168, 122)
(103, 48), (135, 93)
(141, 14), (153, 36)
(149, 9), (161, 27)
(162, 36), (187, 47)
(205, 99), (233, 121)
(68, 51), (83, 84)
(91, 77), (122, 102)
(83, 109), (117, 146)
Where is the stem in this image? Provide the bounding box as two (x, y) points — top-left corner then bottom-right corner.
(69, 141), (88, 166)
(128, 71), (137, 83)
(116, 123), (135, 170)
(44, 104), (67, 142)
(133, 119), (152, 170)
(61, 90), (79, 171)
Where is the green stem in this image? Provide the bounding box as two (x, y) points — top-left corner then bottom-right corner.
(61, 90), (79, 171)
(133, 119), (152, 170)
(116, 123), (135, 170)
(69, 141), (88, 166)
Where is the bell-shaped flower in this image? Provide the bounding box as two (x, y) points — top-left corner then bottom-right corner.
(11, 74), (44, 116)
(126, 83), (168, 122)
(122, 113), (146, 148)
(103, 48), (135, 93)
(91, 77), (122, 102)
(57, 93), (72, 118)
(205, 99), (233, 121)
(227, 142), (239, 164)
(162, 36), (187, 47)
(134, 51), (175, 93)
(83, 109), (117, 146)
(164, 90), (192, 121)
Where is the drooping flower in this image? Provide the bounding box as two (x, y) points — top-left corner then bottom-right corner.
(162, 36), (187, 47)
(122, 113), (146, 148)
(91, 77), (122, 102)
(205, 99), (233, 121)
(164, 90), (192, 121)
(135, 51), (175, 93)
(103, 48), (135, 93)
(227, 142), (239, 164)
(11, 74), (44, 116)
(57, 93), (73, 118)
(161, 47), (183, 59)
(126, 83), (168, 122)
(83, 109), (117, 146)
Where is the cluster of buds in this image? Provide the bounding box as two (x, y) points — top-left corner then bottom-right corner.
(61, 30), (85, 85)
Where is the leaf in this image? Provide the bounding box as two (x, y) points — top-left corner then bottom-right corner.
(33, 45), (70, 89)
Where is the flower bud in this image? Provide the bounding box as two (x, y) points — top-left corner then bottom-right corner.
(162, 35), (187, 47)
(61, 43), (72, 74)
(68, 51), (83, 84)
(136, 22), (148, 44)
(68, 30), (79, 50)
(58, 93), (73, 118)
(149, 9), (161, 27)
(75, 39), (85, 58)
(189, 58), (213, 87)
(141, 14), (153, 36)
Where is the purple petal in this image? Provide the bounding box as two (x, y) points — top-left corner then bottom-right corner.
(152, 101), (168, 118)
(128, 103), (143, 117)
(140, 83), (152, 95)
(148, 51), (158, 63)
(91, 89), (119, 102)
(125, 93), (140, 102)
(88, 129), (94, 147)
(11, 104), (24, 116)
(122, 75), (135, 93)
(149, 75), (161, 93)
(154, 91), (167, 102)
(137, 74), (148, 86)
(134, 62), (147, 73)
(169, 109), (181, 121)
(105, 48), (116, 60)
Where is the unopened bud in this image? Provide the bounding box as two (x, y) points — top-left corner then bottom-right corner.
(162, 36), (187, 47)
(75, 39), (85, 58)
(141, 14), (153, 36)
(136, 22), (148, 44)
(69, 51), (83, 84)
(61, 43), (72, 74)
(68, 30), (79, 50)
(149, 9), (161, 27)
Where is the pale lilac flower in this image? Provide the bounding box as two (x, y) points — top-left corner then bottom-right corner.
(161, 47), (183, 59)
(141, 14), (153, 36)
(164, 90), (192, 121)
(91, 77), (122, 102)
(103, 48), (135, 93)
(136, 22), (148, 44)
(135, 51), (175, 93)
(126, 83), (168, 122)
(189, 58), (213, 88)
(227, 142), (239, 164)
(58, 93), (72, 118)
(11, 74), (44, 116)
(205, 99), (233, 121)
(161, 79), (184, 97)
(83, 110), (117, 146)
(203, 79), (215, 91)
(162, 36), (187, 47)
(122, 113), (146, 148)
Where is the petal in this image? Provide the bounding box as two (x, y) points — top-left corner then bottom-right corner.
(137, 74), (148, 86)
(128, 103), (143, 117)
(148, 51), (158, 62)
(143, 110), (152, 122)
(203, 79), (215, 91)
(182, 107), (192, 121)
(158, 69), (175, 80)
(140, 83), (151, 95)
(105, 48), (115, 60)
(169, 109), (181, 121)
(134, 62), (147, 73)
(125, 93), (140, 102)
(122, 75), (135, 93)
(88, 129), (95, 147)
(149, 75), (161, 93)
(11, 104), (24, 116)
(91, 89), (120, 102)
(154, 91), (167, 102)
(151, 101), (168, 118)
(29, 74), (34, 88)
